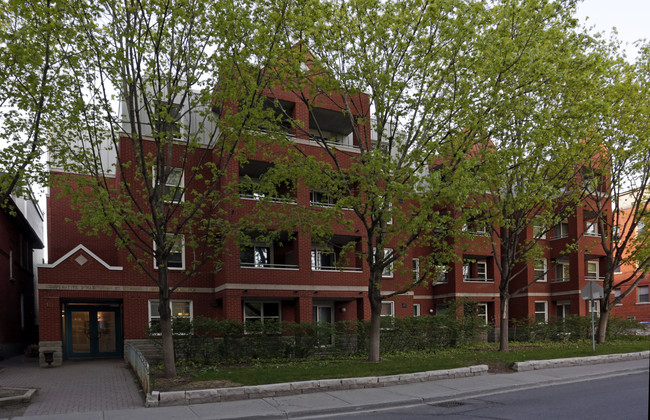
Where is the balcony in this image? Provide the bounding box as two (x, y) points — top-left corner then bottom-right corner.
(308, 107), (356, 148)
(239, 160), (296, 204)
(240, 231), (298, 270)
(311, 235), (363, 272)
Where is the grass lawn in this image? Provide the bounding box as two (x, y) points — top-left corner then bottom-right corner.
(150, 336), (649, 391)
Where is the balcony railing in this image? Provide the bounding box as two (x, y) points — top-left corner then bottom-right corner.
(586, 275), (604, 281)
(463, 276), (493, 283)
(552, 277), (570, 283)
(311, 265), (362, 272)
(551, 233), (569, 240)
(239, 193), (297, 204)
(240, 262), (299, 270)
(584, 232), (601, 237)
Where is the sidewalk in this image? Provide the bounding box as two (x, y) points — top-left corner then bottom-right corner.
(2, 356), (648, 420)
(0, 357), (143, 418)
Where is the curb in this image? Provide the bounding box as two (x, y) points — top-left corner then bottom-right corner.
(0, 387), (37, 406)
(512, 350), (650, 371)
(147, 364), (489, 407)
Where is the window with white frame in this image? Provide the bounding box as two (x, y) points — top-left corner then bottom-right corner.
(638, 286), (649, 303)
(555, 261), (570, 282)
(375, 248), (393, 277)
(311, 247), (336, 270)
(534, 259), (547, 282)
(477, 303), (488, 324)
(155, 102), (182, 140)
(637, 220), (645, 235)
(381, 301), (394, 317)
(310, 189), (336, 207)
(555, 220), (569, 239)
(534, 301), (548, 323)
(557, 302), (570, 320)
(585, 219), (598, 236)
(587, 260), (600, 280)
(533, 218), (546, 239)
(477, 261), (487, 280)
(614, 265), (621, 274)
(148, 299), (193, 330)
(154, 234), (185, 270)
(153, 167), (184, 203)
(412, 258), (420, 283)
(614, 288), (622, 305)
(243, 301), (281, 324)
(241, 243), (271, 267)
(413, 304), (420, 317)
(435, 265), (448, 283)
(588, 299), (600, 316)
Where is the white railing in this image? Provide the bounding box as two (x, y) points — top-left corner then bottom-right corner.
(463, 276), (494, 283)
(311, 265), (362, 272)
(240, 262), (299, 270)
(586, 275), (604, 281)
(551, 233), (569, 240)
(125, 342), (150, 394)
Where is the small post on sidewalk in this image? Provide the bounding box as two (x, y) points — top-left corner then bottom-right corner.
(590, 282), (595, 352)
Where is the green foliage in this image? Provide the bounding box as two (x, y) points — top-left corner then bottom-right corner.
(509, 315), (644, 342)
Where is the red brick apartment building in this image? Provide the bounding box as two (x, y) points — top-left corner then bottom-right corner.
(611, 192), (650, 323)
(35, 79), (645, 366)
(0, 192), (44, 359)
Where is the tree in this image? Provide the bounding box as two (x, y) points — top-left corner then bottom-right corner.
(56, 0), (301, 378)
(0, 0), (82, 207)
(582, 42), (650, 344)
(467, 0), (611, 351)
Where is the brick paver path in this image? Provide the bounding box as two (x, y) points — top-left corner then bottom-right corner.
(0, 357), (143, 416)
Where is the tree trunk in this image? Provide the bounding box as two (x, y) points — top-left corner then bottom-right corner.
(367, 273), (382, 362)
(157, 267), (177, 378)
(596, 306), (609, 345)
(499, 296), (509, 352)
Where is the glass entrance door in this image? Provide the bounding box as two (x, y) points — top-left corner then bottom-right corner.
(65, 305), (122, 358)
(313, 304), (333, 345)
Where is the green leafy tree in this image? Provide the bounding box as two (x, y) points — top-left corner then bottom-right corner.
(56, 0), (301, 378)
(468, 0), (610, 352)
(581, 43), (650, 344)
(0, 0), (82, 207)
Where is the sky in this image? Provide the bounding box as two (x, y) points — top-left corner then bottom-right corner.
(575, 0), (650, 60)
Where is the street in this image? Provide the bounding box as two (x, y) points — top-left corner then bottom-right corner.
(313, 372), (649, 420)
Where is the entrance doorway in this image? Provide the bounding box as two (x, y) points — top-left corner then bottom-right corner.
(313, 303), (333, 345)
(64, 304), (122, 358)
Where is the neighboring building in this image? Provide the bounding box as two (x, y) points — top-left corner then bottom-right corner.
(610, 191), (650, 323)
(36, 77), (629, 366)
(0, 192), (44, 359)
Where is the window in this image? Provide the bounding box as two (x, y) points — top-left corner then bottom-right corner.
(614, 288), (622, 306)
(555, 261), (570, 282)
(555, 220), (569, 239)
(465, 220), (487, 235)
(435, 265), (448, 284)
(156, 102), (182, 140)
(637, 220), (645, 235)
(8, 249), (14, 281)
(148, 299), (193, 330)
(463, 261), (490, 282)
(310, 190), (336, 207)
(154, 234), (185, 270)
(612, 225), (620, 242)
(243, 301), (280, 325)
(375, 248), (393, 278)
(587, 260), (600, 280)
(412, 258), (420, 283)
(638, 286), (649, 303)
(241, 244), (271, 268)
(557, 302), (570, 320)
(585, 220), (599, 236)
(534, 259), (547, 282)
(413, 304), (420, 317)
(534, 301), (548, 323)
(381, 301), (394, 317)
(311, 247), (336, 270)
(614, 265), (621, 274)
(477, 303), (488, 324)
(588, 299), (600, 316)
(533, 218), (546, 239)
(477, 262), (487, 280)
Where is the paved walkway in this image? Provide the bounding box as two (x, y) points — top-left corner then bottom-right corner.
(0, 356), (647, 420)
(0, 357), (143, 418)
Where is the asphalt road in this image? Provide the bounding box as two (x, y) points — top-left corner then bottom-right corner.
(314, 371), (649, 420)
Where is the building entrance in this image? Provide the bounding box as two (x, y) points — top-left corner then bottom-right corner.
(64, 304), (122, 358)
